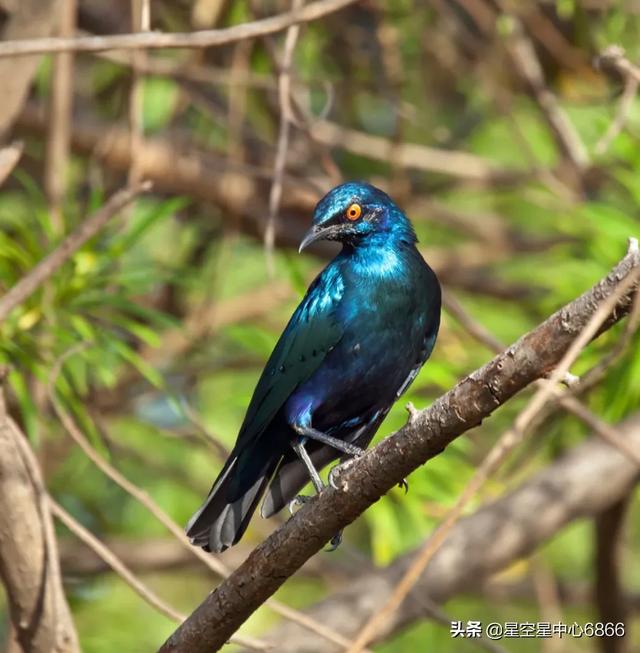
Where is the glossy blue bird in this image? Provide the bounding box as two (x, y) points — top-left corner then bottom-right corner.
(186, 181), (441, 552)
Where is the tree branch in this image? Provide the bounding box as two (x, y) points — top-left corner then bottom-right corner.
(158, 242), (640, 653)
(0, 0), (358, 58)
(0, 374), (80, 653)
(250, 412), (640, 652)
(0, 141), (23, 186)
(0, 182), (150, 323)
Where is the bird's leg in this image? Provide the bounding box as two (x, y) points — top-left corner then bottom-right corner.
(293, 424), (365, 458)
(288, 438), (324, 515)
(290, 437), (344, 550)
(292, 439), (324, 493)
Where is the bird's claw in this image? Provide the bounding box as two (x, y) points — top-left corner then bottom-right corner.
(325, 530), (343, 551)
(288, 494), (311, 516)
(398, 478), (409, 494)
(328, 457), (358, 491)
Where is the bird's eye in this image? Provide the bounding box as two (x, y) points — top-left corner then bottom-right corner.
(345, 203), (362, 221)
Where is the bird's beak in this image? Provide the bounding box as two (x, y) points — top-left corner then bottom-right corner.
(298, 224), (342, 253)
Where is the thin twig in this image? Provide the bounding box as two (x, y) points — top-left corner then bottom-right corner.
(264, 0), (303, 274)
(50, 498), (186, 623)
(128, 0), (151, 187)
(345, 264), (640, 653)
(253, 413), (640, 652)
(446, 283), (640, 466)
(595, 45), (640, 155)
(504, 16), (589, 172)
(0, 0), (359, 58)
(45, 0), (76, 234)
(0, 182), (150, 323)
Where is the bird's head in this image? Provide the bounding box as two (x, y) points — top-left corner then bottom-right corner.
(299, 181), (416, 253)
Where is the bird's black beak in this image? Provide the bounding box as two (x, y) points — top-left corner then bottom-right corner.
(298, 224), (343, 253)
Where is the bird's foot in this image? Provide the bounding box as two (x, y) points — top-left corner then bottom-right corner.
(325, 530), (343, 551)
(328, 456), (360, 491)
(288, 494), (311, 516)
(398, 478), (409, 494)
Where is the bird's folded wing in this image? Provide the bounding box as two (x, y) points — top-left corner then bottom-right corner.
(235, 270), (345, 449)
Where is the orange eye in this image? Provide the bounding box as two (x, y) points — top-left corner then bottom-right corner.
(346, 203), (362, 221)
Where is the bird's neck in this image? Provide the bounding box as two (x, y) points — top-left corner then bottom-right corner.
(340, 235), (415, 280)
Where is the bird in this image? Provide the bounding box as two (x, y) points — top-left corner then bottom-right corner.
(186, 181), (441, 553)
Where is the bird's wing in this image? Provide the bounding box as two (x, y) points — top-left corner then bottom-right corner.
(396, 268), (441, 398)
(236, 269), (345, 449)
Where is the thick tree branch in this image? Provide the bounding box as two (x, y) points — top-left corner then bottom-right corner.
(594, 497), (630, 653)
(158, 242), (640, 653)
(252, 413), (640, 652)
(0, 376), (80, 653)
(0, 0), (60, 138)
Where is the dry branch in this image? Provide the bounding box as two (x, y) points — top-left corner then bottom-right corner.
(251, 412), (640, 652)
(505, 18), (589, 173)
(0, 141), (23, 186)
(0, 376), (80, 653)
(0, 0), (60, 137)
(158, 242), (639, 653)
(595, 46), (640, 156)
(0, 182), (149, 323)
(308, 120), (521, 182)
(45, 0), (76, 231)
(0, 0), (358, 58)
(594, 498), (630, 653)
(264, 0), (304, 273)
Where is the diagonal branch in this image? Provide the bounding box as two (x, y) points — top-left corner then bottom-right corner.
(249, 412), (640, 652)
(158, 240), (640, 653)
(0, 141), (23, 186)
(0, 182), (150, 323)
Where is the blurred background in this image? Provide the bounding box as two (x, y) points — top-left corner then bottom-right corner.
(0, 0), (639, 651)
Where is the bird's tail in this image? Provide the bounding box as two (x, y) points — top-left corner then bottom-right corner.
(186, 442), (281, 553)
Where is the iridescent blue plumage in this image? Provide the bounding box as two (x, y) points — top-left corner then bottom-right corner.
(187, 182), (441, 552)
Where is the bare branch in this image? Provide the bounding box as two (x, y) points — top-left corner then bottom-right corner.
(504, 17), (589, 173)
(308, 119), (524, 182)
(0, 182), (150, 323)
(0, 141), (23, 186)
(251, 412), (640, 652)
(595, 46), (640, 155)
(0, 0), (60, 137)
(157, 242), (640, 653)
(44, 0), (76, 233)
(50, 498), (186, 623)
(594, 497), (630, 653)
(264, 0), (304, 274)
(0, 0), (359, 58)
